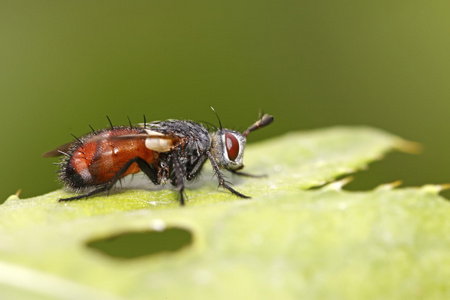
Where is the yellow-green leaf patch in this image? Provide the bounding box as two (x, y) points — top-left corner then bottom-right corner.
(3, 126), (442, 300)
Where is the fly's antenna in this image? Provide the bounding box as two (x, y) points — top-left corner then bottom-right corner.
(143, 114), (147, 128)
(210, 107), (222, 130)
(127, 116), (133, 128)
(243, 114), (274, 137)
(106, 116), (114, 130)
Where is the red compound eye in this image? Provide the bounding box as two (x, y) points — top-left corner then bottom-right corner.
(225, 133), (239, 161)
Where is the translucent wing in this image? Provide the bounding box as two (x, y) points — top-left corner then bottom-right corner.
(42, 142), (75, 157)
(43, 130), (177, 157)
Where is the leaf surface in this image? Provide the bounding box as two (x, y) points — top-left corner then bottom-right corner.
(3, 126), (441, 300)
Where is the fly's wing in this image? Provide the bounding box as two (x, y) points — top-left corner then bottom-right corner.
(42, 141), (76, 157)
(43, 130), (178, 157)
(98, 130), (177, 152)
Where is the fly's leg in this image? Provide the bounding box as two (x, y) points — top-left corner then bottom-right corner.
(59, 186), (110, 202)
(170, 151), (186, 206)
(186, 153), (208, 180)
(206, 151), (250, 199)
(229, 170), (267, 178)
(59, 157), (159, 202)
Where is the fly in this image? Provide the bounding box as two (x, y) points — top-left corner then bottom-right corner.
(44, 111), (274, 205)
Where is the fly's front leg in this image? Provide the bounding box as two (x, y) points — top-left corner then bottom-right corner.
(229, 169), (267, 178)
(206, 151), (250, 199)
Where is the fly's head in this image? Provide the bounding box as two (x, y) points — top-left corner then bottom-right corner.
(209, 114), (274, 171)
(210, 129), (246, 170)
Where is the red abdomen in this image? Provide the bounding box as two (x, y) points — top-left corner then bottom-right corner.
(61, 128), (157, 188)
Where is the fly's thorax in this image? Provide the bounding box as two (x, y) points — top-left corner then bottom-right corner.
(145, 120), (211, 154)
(210, 129), (246, 170)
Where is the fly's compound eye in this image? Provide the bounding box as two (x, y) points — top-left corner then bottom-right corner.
(225, 132), (239, 161)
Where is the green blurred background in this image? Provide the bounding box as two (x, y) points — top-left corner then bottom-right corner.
(1, 1), (449, 201)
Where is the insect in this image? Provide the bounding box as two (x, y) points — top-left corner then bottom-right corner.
(44, 111), (274, 205)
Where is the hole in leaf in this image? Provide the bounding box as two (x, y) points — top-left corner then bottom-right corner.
(86, 227), (193, 259)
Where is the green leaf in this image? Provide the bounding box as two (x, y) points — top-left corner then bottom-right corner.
(3, 126), (439, 300)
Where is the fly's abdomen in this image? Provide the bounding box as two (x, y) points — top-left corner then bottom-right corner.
(60, 128), (157, 189)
